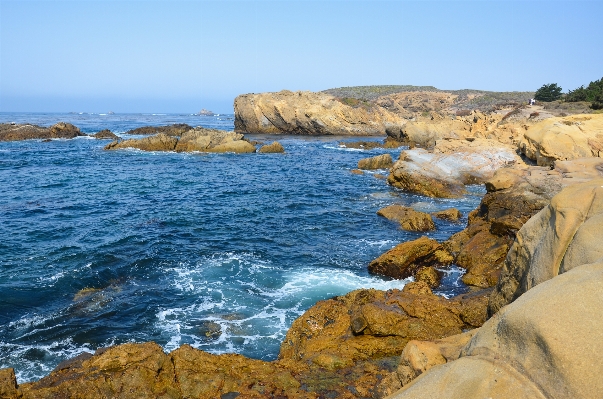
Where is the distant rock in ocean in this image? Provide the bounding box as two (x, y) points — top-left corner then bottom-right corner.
(0, 122), (85, 141)
(198, 109), (215, 116)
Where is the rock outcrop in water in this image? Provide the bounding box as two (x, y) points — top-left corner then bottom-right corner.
(124, 124), (193, 136)
(104, 127), (256, 153)
(0, 122), (85, 141)
(234, 90), (406, 136)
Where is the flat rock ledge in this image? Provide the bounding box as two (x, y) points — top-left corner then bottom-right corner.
(104, 127), (256, 153)
(0, 122), (85, 141)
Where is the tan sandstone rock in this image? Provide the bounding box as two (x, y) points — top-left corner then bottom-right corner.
(518, 114), (603, 166)
(431, 208), (462, 221)
(377, 204), (435, 232)
(358, 153), (394, 170)
(258, 141), (285, 153)
(389, 262), (603, 399)
(234, 90), (406, 136)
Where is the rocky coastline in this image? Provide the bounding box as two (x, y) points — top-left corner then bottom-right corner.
(2, 88), (603, 398)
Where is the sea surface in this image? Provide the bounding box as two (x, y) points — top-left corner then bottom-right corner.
(0, 112), (484, 382)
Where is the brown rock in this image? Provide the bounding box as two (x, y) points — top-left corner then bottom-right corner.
(431, 208), (462, 221)
(377, 204), (435, 232)
(175, 128), (256, 153)
(0, 122), (84, 141)
(368, 236), (453, 279)
(413, 266), (441, 288)
(350, 169), (364, 175)
(258, 141), (285, 153)
(357, 153), (394, 170)
(104, 133), (178, 151)
(124, 123), (192, 136)
(234, 90), (406, 136)
(0, 368), (18, 399)
(91, 129), (119, 140)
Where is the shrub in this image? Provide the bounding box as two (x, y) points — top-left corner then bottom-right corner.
(565, 77), (603, 109)
(535, 83), (563, 102)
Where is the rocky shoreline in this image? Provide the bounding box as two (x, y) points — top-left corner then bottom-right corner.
(1, 88), (603, 398)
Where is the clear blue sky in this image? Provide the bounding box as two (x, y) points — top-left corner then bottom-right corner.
(1, 0), (601, 113)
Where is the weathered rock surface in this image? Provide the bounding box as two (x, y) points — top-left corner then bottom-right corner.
(358, 153), (394, 170)
(124, 123), (193, 136)
(104, 128), (256, 153)
(489, 177), (603, 315)
(518, 114), (603, 166)
(0, 122), (84, 141)
(387, 139), (522, 198)
(234, 90), (406, 136)
(91, 129), (119, 140)
(431, 208), (462, 221)
(376, 204), (435, 232)
(388, 261), (603, 399)
(258, 141), (285, 153)
(279, 283), (490, 368)
(368, 236), (452, 279)
(339, 137), (403, 150)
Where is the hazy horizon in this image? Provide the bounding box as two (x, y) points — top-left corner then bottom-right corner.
(2, 0), (602, 114)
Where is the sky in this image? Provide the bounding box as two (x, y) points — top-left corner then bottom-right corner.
(1, 0), (602, 113)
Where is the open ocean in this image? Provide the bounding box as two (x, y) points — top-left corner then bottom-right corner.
(0, 112), (484, 382)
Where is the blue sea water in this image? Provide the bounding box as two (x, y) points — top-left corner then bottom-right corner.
(0, 112), (484, 382)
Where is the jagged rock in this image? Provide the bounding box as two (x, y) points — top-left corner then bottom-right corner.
(104, 129), (256, 153)
(104, 133), (178, 151)
(258, 141), (285, 153)
(488, 177), (603, 316)
(413, 266), (441, 288)
(387, 139), (521, 198)
(388, 262), (603, 399)
(339, 137), (403, 150)
(91, 129), (118, 140)
(368, 236), (452, 279)
(0, 122), (84, 141)
(377, 204), (435, 232)
(124, 124), (192, 136)
(518, 114), (603, 166)
(431, 208), (462, 221)
(358, 153), (394, 170)
(279, 284), (490, 368)
(234, 90), (406, 136)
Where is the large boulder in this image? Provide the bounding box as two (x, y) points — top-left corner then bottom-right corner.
(518, 114), (603, 166)
(388, 262), (603, 399)
(258, 141), (285, 153)
(358, 153), (394, 170)
(0, 122), (84, 141)
(488, 177), (603, 315)
(387, 139), (522, 198)
(377, 205), (435, 232)
(234, 90), (406, 136)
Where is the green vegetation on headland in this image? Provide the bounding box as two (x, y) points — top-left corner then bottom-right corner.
(535, 77), (603, 110)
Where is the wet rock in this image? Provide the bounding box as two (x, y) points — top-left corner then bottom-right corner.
(368, 236), (452, 279)
(350, 169), (364, 175)
(358, 153), (394, 170)
(104, 133), (178, 151)
(377, 204), (435, 232)
(339, 137), (403, 150)
(431, 208), (462, 222)
(124, 123), (192, 136)
(0, 122), (85, 141)
(199, 321), (222, 339)
(518, 114), (603, 166)
(174, 128), (256, 153)
(234, 90), (406, 136)
(413, 267), (441, 288)
(91, 129), (118, 140)
(258, 141), (285, 153)
(0, 368), (18, 399)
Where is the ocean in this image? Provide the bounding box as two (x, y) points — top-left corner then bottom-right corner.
(0, 112), (484, 382)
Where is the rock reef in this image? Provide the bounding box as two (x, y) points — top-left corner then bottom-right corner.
(0, 122), (84, 141)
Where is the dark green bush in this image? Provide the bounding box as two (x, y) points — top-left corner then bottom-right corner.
(566, 77), (603, 106)
(535, 83), (563, 102)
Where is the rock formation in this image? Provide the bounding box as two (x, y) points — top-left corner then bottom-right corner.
(0, 122), (85, 141)
(104, 128), (256, 153)
(387, 139), (522, 198)
(124, 124), (193, 136)
(358, 154), (394, 170)
(518, 114), (603, 166)
(234, 90), (406, 136)
(376, 204), (435, 232)
(91, 129), (119, 140)
(258, 141), (285, 153)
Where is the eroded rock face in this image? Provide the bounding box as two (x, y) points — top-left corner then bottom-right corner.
(489, 177), (603, 315)
(91, 129), (119, 140)
(368, 236), (452, 280)
(389, 262), (603, 399)
(376, 205), (435, 232)
(279, 284), (489, 368)
(234, 90), (406, 136)
(358, 153), (394, 170)
(387, 139), (521, 198)
(431, 208), (462, 222)
(0, 122), (84, 141)
(104, 128), (257, 153)
(518, 114), (603, 166)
